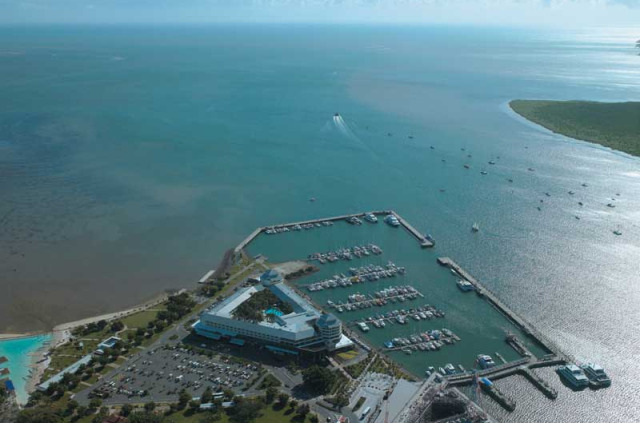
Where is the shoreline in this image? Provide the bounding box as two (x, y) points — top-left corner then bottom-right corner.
(505, 99), (639, 161)
(1, 290), (174, 402)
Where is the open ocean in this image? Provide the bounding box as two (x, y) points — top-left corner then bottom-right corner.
(0, 24), (639, 421)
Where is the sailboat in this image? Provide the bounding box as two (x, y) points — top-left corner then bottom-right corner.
(471, 222), (479, 232)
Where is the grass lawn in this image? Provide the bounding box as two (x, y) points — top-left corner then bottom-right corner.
(335, 349), (358, 362)
(121, 309), (163, 330)
(510, 100), (640, 157)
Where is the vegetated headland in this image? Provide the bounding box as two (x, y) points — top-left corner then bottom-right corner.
(510, 100), (640, 157)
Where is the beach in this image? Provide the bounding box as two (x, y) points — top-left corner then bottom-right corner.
(0, 290), (171, 403)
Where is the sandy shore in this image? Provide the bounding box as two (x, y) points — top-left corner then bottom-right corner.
(52, 291), (171, 332)
(22, 329), (70, 397)
(3, 290), (175, 400)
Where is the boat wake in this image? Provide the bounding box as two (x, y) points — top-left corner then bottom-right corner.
(332, 113), (359, 141)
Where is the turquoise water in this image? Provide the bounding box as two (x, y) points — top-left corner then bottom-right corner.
(0, 334), (52, 404)
(1, 25), (639, 421)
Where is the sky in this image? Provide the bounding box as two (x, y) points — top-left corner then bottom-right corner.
(0, 0), (639, 26)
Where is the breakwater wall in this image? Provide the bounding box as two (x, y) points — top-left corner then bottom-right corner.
(235, 210), (433, 253)
(436, 257), (565, 361)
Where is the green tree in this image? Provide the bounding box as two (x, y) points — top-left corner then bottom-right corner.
(17, 408), (63, 423)
(89, 398), (102, 410)
(201, 386), (213, 404)
(309, 415), (319, 423)
(66, 400), (79, 413)
(178, 389), (191, 410)
(302, 366), (336, 395)
(189, 399), (201, 412)
(110, 321), (125, 332)
(228, 398), (263, 423)
(144, 401), (156, 412)
(128, 412), (165, 423)
(121, 404), (134, 416)
(277, 392), (290, 407)
(264, 386), (278, 404)
(92, 407), (109, 423)
(297, 403), (310, 417)
(199, 411), (222, 423)
(76, 406), (88, 417)
(333, 391), (349, 408)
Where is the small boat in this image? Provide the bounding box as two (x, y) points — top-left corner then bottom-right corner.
(607, 203), (616, 208)
(430, 146), (435, 150)
(537, 206), (542, 211)
(569, 191), (575, 195)
(477, 354), (496, 369)
(439, 189), (446, 193)
(545, 192), (551, 197)
(582, 183), (588, 187)
(578, 202), (583, 206)
(364, 212), (378, 223)
(408, 135), (414, 139)
(310, 197), (316, 202)
(488, 161), (496, 165)
(613, 230), (622, 236)
(480, 171), (488, 175)
(441, 159), (446, 163)
(334, 112), (340, 117)
(457, 280), (475, 292)
(508, 178), (513, 183)
(471, 222), (479, 232)
(575, 216), (580, 220)
(384, 214), (400, 227)
(463, 164), (470, 169)
(528, 168), (535, 172)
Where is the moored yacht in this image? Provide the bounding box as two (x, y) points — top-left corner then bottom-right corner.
(471, 222), (479, 232)
(357, 322), (370, 332)
(580, 363), (611, 388)
(557, 364), (589, 389)
(477, 354), (496, 369)
(384, 214), (400, 227)
(457, 280), (476, 292)
(364, 212), (378, 223)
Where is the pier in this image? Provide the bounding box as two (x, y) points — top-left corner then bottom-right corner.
(481, 381), (516, 412)
(391, 211), (434, 248)
(436, 257), (565, 361)
(235, 210), (433, 254)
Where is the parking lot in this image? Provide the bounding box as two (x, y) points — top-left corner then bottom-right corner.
(79, 344), (261, 405)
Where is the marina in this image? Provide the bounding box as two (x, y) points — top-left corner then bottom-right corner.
(307, 244), (383, 264)
(326, 285), (424, 312)
(247, 212), (555, 379)
(347, 304), (446, 329)
(303, 262), (406, 291)
(381, 327), (460, 353)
